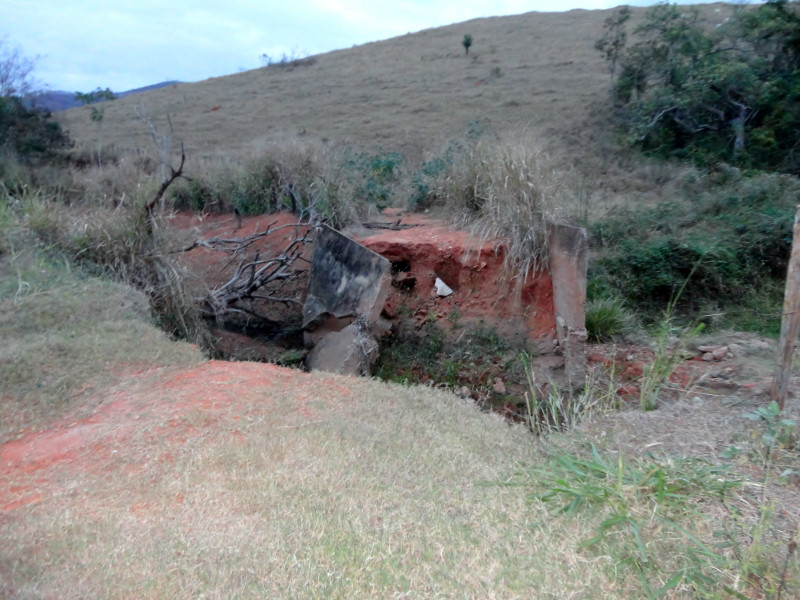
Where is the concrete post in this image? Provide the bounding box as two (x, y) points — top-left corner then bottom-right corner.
(549, 223), (589, 388)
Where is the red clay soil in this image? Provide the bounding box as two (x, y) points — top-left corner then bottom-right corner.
(350, 212), (557, 347)
(0, 362), (351, 513)
(169, 210), (557, 348)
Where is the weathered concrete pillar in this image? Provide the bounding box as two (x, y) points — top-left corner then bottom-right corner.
(549, 223), (588, 388)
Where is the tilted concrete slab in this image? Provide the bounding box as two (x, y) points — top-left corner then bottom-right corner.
(302, 226), (391, 366)
(302, 225), (391, 329)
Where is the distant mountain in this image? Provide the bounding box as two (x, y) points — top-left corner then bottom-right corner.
(31, 81), (181, 112)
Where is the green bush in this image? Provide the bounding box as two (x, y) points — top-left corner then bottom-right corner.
(603, 1), (800, 175)
(344, 151), (403, 211)
(170, 179), (221, 213)
(590, 170), (800, 328)
(0, 97), (69, 163)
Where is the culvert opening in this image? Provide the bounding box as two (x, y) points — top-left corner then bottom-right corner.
(391, 259), (411, 274)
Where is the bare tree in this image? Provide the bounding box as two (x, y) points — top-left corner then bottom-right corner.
(0, 37), (38, 98)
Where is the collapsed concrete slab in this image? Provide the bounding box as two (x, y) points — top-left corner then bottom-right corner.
(302, 225), (391, 374)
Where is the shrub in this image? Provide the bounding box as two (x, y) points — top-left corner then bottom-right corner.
(0, 96), (69, 163)
(585, 297), (633, 342)
(342, 151), (404, 211)
(590, 169), (800, 327)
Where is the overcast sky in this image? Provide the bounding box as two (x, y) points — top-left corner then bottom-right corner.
(4, 0), (719, 93)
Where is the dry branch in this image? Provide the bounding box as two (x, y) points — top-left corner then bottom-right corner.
(145, 142), (186, 218)
(179, 220), (318, 322)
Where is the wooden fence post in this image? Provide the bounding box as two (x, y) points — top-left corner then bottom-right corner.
(771, 205), (800, 410)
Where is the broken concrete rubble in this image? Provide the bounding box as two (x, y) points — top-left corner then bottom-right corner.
(303, 215), (589, 386)
(434, 277), (453, 297)
(305, 316), (379, 375)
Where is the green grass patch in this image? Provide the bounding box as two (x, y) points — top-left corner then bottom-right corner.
(585, 296), (635, 342)
(374, 318), (516, 390)
(506, 445), (749, 598)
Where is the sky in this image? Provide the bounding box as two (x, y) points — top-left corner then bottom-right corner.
(3, 0), (720, 93)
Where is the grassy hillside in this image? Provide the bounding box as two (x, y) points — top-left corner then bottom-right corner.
(56, 5), (734, 176)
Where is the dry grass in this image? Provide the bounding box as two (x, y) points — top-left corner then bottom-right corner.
(1, 252), (797, 597)
(55, 5), (737, 215)
(0, 357), (710, 599)
(438, 134), (569, 279)
(0, 201), (204, 438)
(57, 8), (615, 161)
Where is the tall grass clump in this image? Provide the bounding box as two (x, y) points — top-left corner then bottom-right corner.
(170, 139), (366, 227)
(522, 353), (615, 435)
(6, 175), (209, 345)
(585, 296), (634, 342)
(423, 136), (569, 281)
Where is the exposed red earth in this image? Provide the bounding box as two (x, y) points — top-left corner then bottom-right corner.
(352, 211), (556, 346)
(1, 362), (351, 513)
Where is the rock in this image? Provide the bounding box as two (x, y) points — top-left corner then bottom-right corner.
(372, 316), (394, 339)
(741, 381), (770, 396)
(702, 352), (714, 362)
(728, 343), (744, 357)
(697, 345), (717, 353)
(434, 277), (453, 297)
(712, 346), (729, 361)
(492, 378), (506, 394)
(305, 319), (379, 376)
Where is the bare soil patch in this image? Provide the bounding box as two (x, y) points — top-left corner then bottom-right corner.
(0, 361), (350, 514)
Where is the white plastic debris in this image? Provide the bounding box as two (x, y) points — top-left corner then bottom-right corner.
(434, 277), (453, 297)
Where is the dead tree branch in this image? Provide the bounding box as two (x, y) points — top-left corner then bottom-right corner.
(145, 142), (186, 218)
(177, 219), (318, 321)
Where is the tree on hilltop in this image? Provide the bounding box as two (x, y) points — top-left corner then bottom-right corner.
(75, 87), (117, 168)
